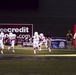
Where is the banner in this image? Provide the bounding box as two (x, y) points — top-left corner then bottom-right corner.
(0, 23), (33, 43)
(51, 38), (66, 48)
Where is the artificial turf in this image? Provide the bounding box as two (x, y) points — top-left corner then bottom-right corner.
(0, 59), (76, 75)
(0, 45), (76, 75)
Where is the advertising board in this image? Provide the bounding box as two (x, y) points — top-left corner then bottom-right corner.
(0, 23), (33, 44)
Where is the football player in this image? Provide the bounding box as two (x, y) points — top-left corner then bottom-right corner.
(38, 33), (45, 51)
(32, 31), (39, 54)
(8, 32), (16, 53)
(4, 34), (9, 45)
(0, 32), (4, 54)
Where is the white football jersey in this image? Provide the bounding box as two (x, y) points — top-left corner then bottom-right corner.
(1, 32), (4, 40)
(0, 34), (3, 42)
(33, 35), (39, 42)
(9, 34), (16, 40)
(74, 33), (76, 39)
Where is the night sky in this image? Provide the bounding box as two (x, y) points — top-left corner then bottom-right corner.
(0, 0), (76, 37)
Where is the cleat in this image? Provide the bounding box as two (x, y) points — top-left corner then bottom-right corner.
(39, 48), (42, 51)
(8, 47), (10, 50)
(12, 50), (15, 53)
(34, 50), (36, 54)
(49, 49), (51, 52)
(1, 51), (3, 54)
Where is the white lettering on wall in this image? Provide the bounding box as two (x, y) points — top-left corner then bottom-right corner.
(0, 27), (29, 33)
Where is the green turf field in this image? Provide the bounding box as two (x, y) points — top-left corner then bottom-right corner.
(0, 59), (76, 75)
(2, 45), (76, 56)
(0, 45), (76, 75)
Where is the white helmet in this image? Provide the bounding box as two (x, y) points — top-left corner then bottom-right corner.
(1, 32), (4, 35)
(34, 32), (38, 36)
(9, 32), (13, 35)
(40, 33), (44, 37)
(13, 34), (16, 37)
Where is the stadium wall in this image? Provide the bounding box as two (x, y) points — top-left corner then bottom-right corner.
(0, 0), (75, 37)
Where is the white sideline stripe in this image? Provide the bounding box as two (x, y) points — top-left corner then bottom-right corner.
(14, 48), (47, 50)
(14, 48), (76, 51)
(35, 54), (76, 57)
(14, 48), (61, 50)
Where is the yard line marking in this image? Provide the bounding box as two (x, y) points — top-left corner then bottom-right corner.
(35, 54), (76, 57)
(14, 48), (76, 51)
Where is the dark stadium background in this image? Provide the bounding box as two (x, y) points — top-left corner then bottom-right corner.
(0, 0), (76, 37)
